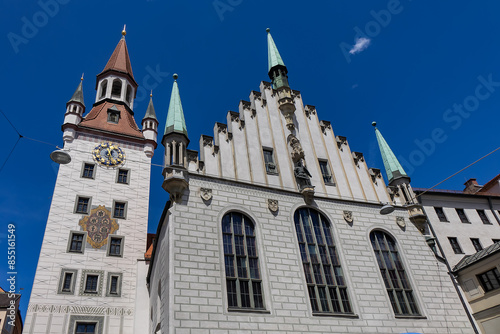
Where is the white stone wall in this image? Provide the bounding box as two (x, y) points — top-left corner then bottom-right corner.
(148, 176), (474, 334)
(197, 82), (391, 205)
(420, 194), (500, 267)
(25, 133), (151, 334)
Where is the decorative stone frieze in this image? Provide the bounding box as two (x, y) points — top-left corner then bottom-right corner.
(320, 120), (331, 134)
(336, 135), (347, 149)
(304, 105), (316, 118)
(352, 152), (364, 165)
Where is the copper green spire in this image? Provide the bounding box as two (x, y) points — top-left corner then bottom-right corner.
(373, 122), (409, 184)
(68, 75), (85, 107)
(267, 28), (285, 72)
(164, 74), (188, 138)
(144, 91), (157, 120)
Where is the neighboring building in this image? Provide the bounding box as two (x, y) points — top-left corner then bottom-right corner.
(0, 288), (22, 334)
(453, 242), (500, 334)
(415, 180), (500, 268)
(146, 29), (475, 333)
(415, 177), (500, 334)
(24, 28), (156, 334)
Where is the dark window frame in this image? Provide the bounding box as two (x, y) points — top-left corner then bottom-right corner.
(113, 201), (127, 219)
(294, 207), (353, 315)
(67, 231), (86, 254)
(448, 237), (463, 254)
(434, 207), (448, 222)
(262, 148), (278, 175)
(75, 196), (91, 214)
(222, 212), (266, 311)
(107, 236), (124, 257)
(81, 163), (96, 179)
(75, 322), (97, 334)
(319, 159), (334, 185)
(456, 209), (470, 224)
(471, 238), (483, 252)
(116, 168), (129, 184)
(84, 275), (99, 294)
(477, 267), (500, 293)
(477, 210), (491, 225)
(370, 230), (420, 317)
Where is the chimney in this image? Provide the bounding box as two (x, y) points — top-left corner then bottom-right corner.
(463, 178), (482, 194)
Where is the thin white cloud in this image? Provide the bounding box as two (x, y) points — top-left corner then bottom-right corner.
(349, 37), (371, 55)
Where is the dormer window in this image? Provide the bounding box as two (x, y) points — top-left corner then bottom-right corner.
(107, 106), (120, 124)
(126, 85), (132, 104)
(100, 80), (108, 98)
(111, 79), (122, 99)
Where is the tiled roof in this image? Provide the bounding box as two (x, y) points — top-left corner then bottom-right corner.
(144, 243), (153, 260)
(79, 101), (143, 138)
(478, 172), (500, 194)
(99, 37), (135, 82)
(453, 241), (500, 272)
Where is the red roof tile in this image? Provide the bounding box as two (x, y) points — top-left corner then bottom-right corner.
(79, 101), (144, 138)
(99, 38), (135, 81)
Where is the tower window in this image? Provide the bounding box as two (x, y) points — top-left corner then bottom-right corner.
(117, 169), (129, 184)
(85, 275), (99, 293)
(477, 267), (500, 293)
(81, 163), (95, 179)
(319, 160), (334, 184)
(126, 85), (132, 103)
(100, 80), (108, 98)
(222, 212), (265, 310)
(370, 230), (420, 316)
(107, 108), (120, 124)
(263, 148), (277, 174)
(471, 238), (483, 252)
(456, 209), (470, 223)
(111, 79), (122, 98)
(448, 237), (463, 254)
(477, 210), (491, 224)
(434, 207), (448, 222)
(107, 236), (124, 257)
(113, 201), (127, 219)
(75, 196), (91, 214)
(106, 272), (122, 297)
(69, 233), (84, 252)
(295, 207), (352, 315)
(75, 322), (96, 334)
(58, 269), (77, 295)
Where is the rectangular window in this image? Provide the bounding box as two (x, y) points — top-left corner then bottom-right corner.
(456, 209), (470, 223)
(263, 148), (277, 174)
(58, 269), (77, 295)
(319, 160), (333, 184)
(81, 163), (95, 179)
(75, 196), (90, 214)
(75, 322), (96, 334)
(448, 237), (463, 254)
(477, 268), (500, 293)
(113, 201), (127, 219)
(108, 237), (123, 257)
(471, 238), (483, 252)
(68, 232), (85, 253)
(434, 207), (448, 222)
(117, 169), (129, 184)
(477, 210), (491, 224)
(85, 275), (98, 293)
(106, 272), (123, 297)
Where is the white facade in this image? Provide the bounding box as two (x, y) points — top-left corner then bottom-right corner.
(149, 79), (475, 333)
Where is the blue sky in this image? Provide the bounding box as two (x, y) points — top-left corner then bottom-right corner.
(1, 0), (500, 320)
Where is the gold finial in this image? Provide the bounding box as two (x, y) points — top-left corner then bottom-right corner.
(122, 24), (127, 36)
(150, 90), (153, 98)
(81, 73), (84, 81)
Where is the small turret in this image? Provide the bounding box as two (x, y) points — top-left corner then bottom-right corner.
(161, 74), (190, 202)
(142, 91), (159, 158)
(373, 122), (427, 233)
(62, 75), (85, 142)
(267, 28), (296, 131)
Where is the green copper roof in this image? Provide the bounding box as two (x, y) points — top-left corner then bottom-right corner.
(373, 123), (408, 183)
(68, 79), (85, 106)
(144, 95), (157, 120)
(164, 74), (188, 138)
(267, 29), (285, 72)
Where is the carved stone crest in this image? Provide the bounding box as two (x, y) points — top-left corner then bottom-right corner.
(343, 210), (353, 224)
(268, 199), (278, 213)
(396, 216), (406, 228)
(200, 188), (212, 201)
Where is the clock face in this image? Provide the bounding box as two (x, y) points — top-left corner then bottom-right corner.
(92, 142), (125, 167)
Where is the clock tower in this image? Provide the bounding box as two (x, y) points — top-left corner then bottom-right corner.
(24, 29), (157, 334)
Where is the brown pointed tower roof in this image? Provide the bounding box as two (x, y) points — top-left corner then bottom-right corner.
(97, 32), (137, 88)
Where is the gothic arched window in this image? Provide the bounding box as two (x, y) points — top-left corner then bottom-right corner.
(111, 79), (122, 98)
(100, 80), (108, 98)
(222, 212), (264, 310)
(294, 208), (352, 314)
(370, 230), (420, 316)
